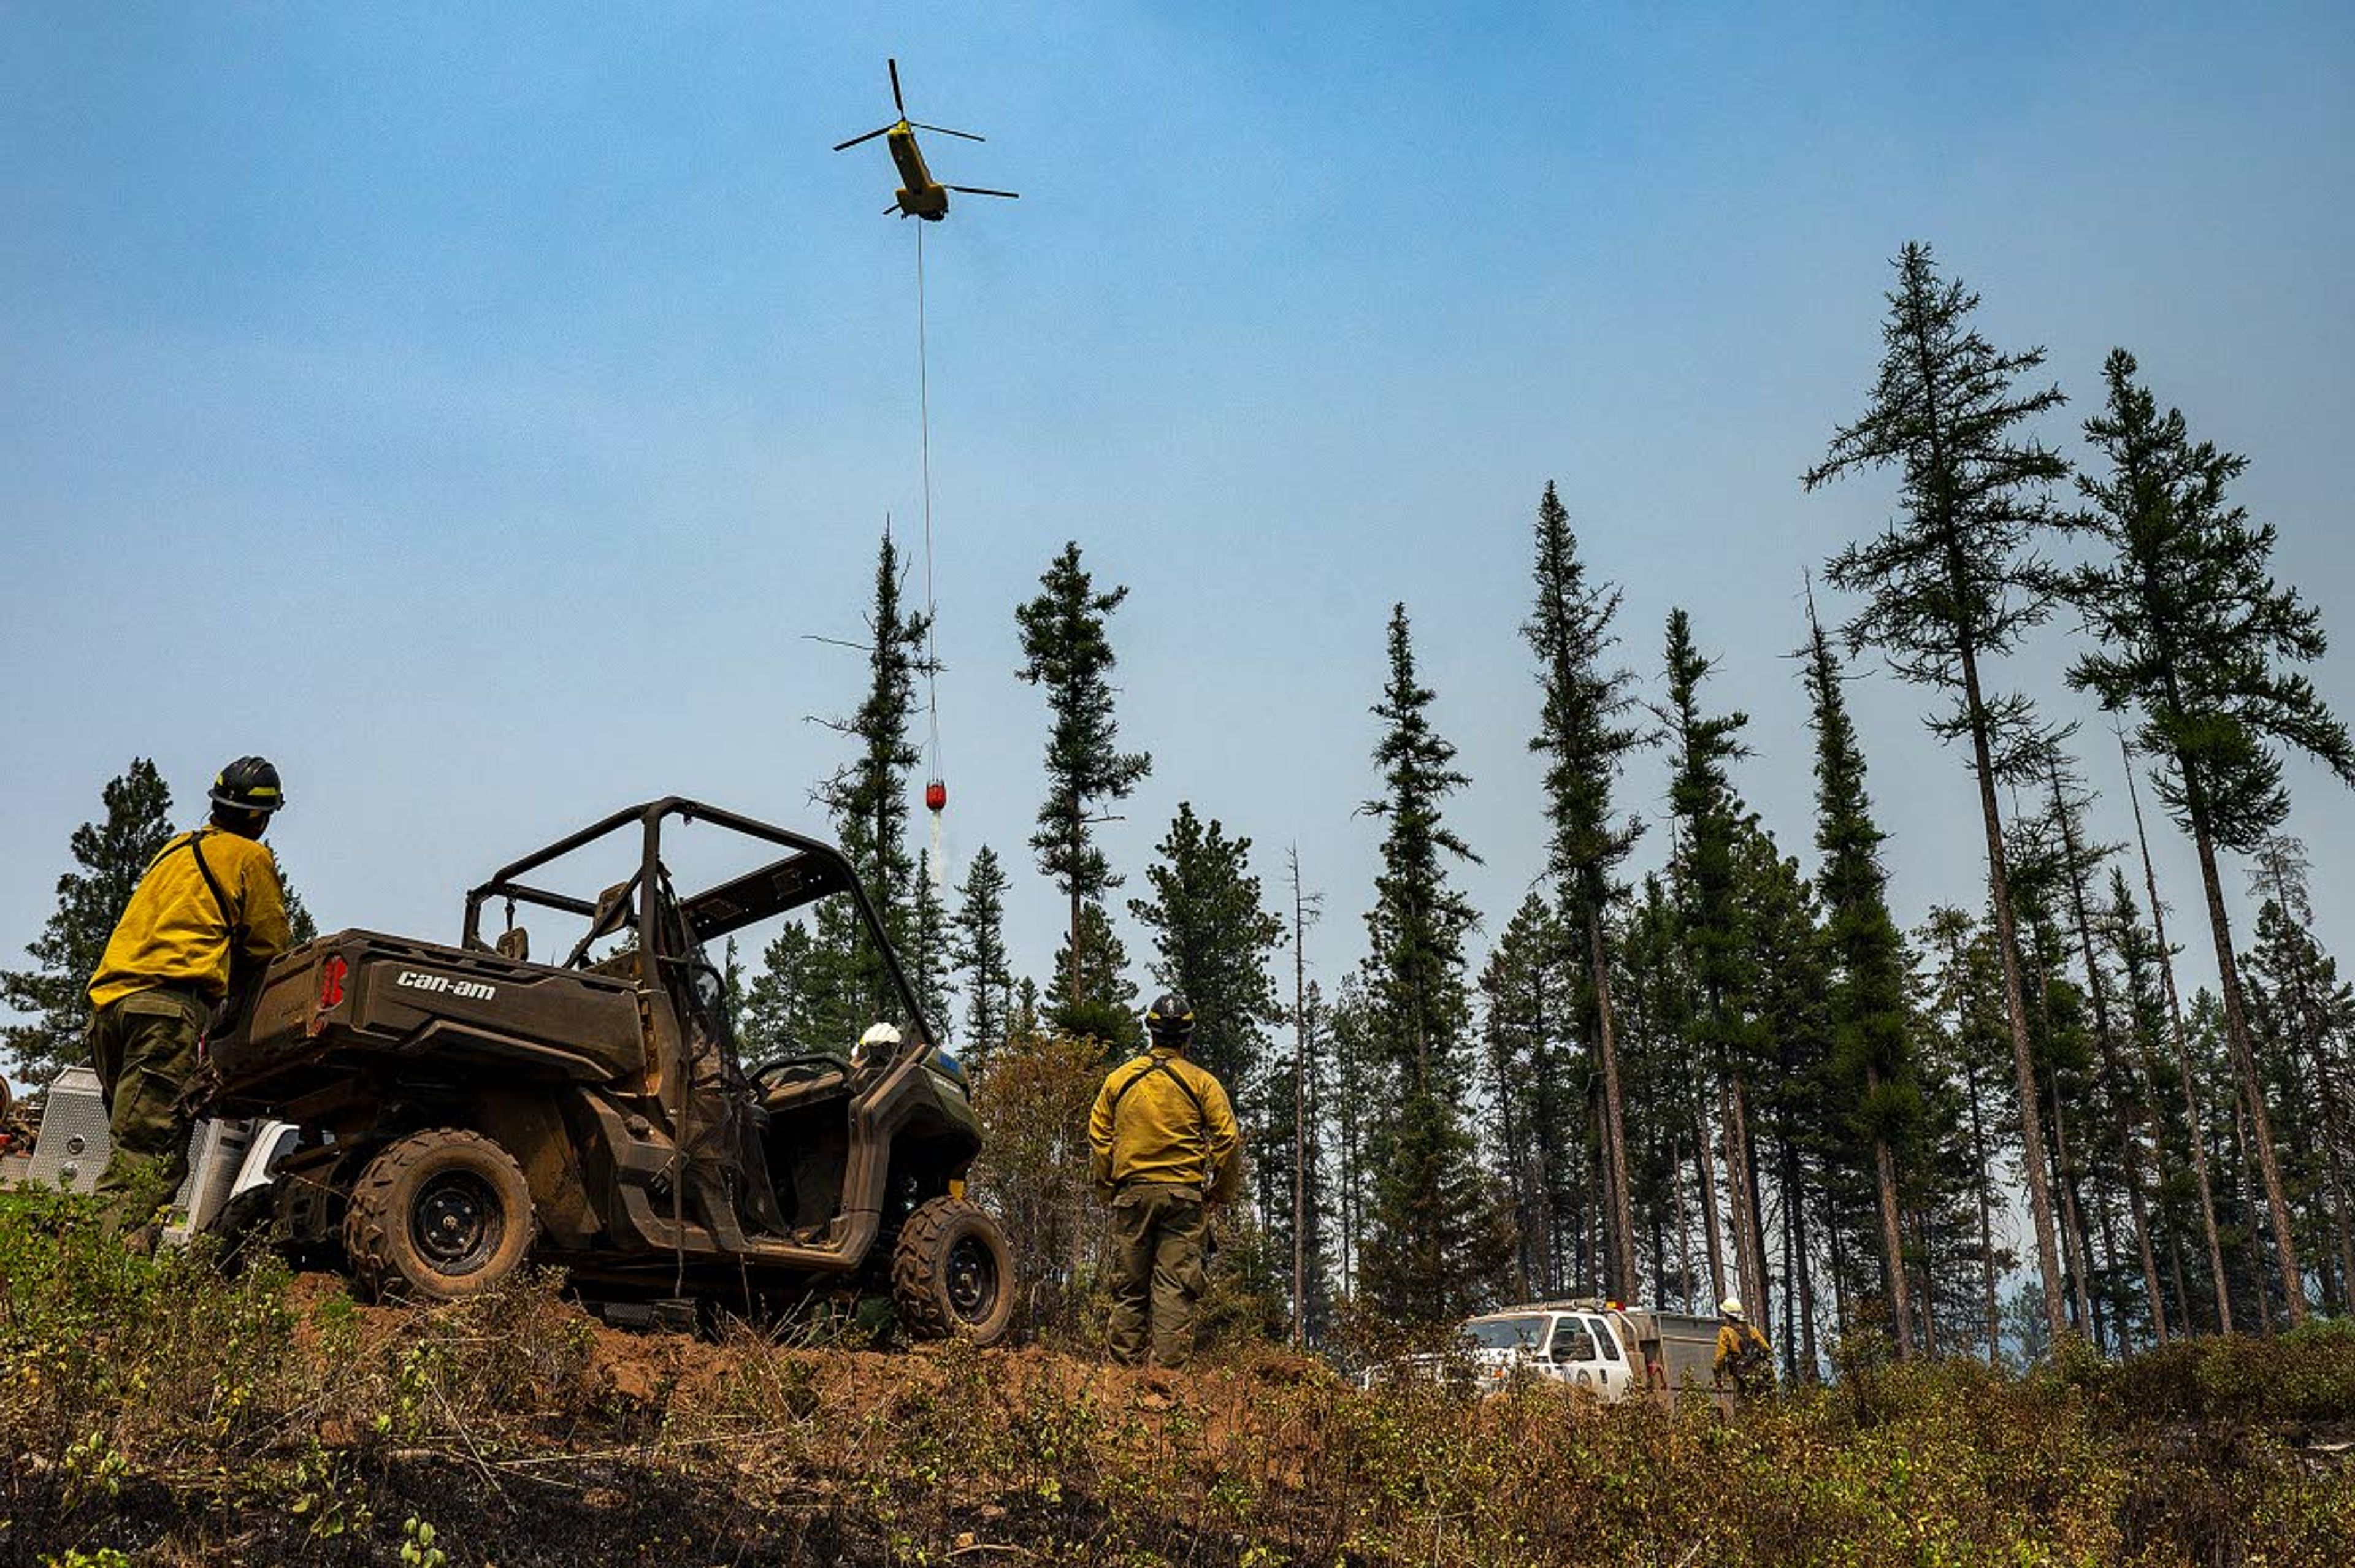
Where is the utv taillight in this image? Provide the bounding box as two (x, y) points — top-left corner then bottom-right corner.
(319, 955), (348, 1009)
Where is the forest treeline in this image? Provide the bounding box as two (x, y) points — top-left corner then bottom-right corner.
(8, 243), (2353, 1372)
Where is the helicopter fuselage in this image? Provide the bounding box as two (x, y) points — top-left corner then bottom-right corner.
(887, 125), (950, 220)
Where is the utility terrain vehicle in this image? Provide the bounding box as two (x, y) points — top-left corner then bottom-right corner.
(207, 798), (1011, 1344)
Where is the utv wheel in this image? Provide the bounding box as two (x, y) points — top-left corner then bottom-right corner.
(343, 1130), (537, 1302)
(890, 1196), (1014, 1347)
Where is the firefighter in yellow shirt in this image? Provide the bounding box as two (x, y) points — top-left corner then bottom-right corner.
(1713, 1296), (1775, 1407)
(85, 756), (294, 1241)
(1088, 993), (1239, 1369)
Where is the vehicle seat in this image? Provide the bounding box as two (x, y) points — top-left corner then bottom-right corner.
(756, 1052), (851, 1115)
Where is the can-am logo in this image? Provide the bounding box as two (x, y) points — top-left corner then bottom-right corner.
(396, 970), (497, 1002)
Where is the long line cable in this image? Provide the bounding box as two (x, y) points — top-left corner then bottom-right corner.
(914, 221), (949, 917)
(916, 224), (942, 768)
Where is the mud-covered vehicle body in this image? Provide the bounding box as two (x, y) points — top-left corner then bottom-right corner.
(207, 798), (1010, 1342)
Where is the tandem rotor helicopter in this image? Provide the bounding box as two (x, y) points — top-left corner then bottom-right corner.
(833, 59), (1019, 221)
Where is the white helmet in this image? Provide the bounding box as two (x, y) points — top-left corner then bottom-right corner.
(1720, 1298), (1745, 1320)
(854, 1022), (902, 1069)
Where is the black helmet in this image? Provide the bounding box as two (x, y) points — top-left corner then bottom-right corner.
(1145, 992), (1195, 1045)
(209, 755), (286, 814)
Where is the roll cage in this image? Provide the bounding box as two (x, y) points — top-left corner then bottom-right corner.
(459, 797), (935, 1050)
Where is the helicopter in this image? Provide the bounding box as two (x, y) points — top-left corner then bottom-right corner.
(833, 58), (1019, 221)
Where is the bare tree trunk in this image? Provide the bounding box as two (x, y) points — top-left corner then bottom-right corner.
(2189, 800), (2307, 1326)
(1869, 1063), (1915, 1358)
(1787, 1138), (1820, 1377)
(1913, 1207), (1941, 1356)
(2233, 1094), (2275, 1334)
(1066, 805), (1084, 1010)
(2122, 735), (2232, 1334)
(1673, 1138), (1695, 1312)
(1720, 1079), (1763, 1315)
(1961, 1044), (2002, 1363)
(1961, 646), (2068, 1340)
(1289, 852), (1311, 1349)
(2047, 1076), (2097, 1339)
(1694, 1098), (1728, 1306)
(1736, 1079), (1772, 1328)
(2168, 1231), (2193, 1338)
(1587, 914), (1641, 1304)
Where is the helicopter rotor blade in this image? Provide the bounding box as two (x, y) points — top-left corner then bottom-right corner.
(945, 185), (1019, 199)
(832, 124), (894, 151)
(889, 58), (905, 115)
(910, 121), (986, 143)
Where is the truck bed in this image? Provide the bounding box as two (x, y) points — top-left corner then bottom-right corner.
(209, 929), (648, 1114)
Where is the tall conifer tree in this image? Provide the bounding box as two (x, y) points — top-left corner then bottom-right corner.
(1014, 541), (1152, 1019)
(951, 844), (1014, 1077)
(1128, 804), (1285, 1092)
(2068, 347), (2355, 1325)
(1356, 605), (1503, 1319)
(1806, 242), (2075, 1338)
(805, 525), (938, 1033)
(1661, 607), (1767, 1316)
(1522, 481), (1650, 1302)
(1800, 590), (1920, 1355)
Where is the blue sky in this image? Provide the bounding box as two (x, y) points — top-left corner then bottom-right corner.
(5, 4), (2353, 1088)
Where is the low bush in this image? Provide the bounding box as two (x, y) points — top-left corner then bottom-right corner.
(2, 1193), (2351, 1566)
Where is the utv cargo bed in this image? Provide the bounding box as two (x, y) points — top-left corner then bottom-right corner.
(212, 929), (648, 1112)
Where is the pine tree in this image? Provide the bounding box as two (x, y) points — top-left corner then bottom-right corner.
(1128, 804), (1286, 1093)
(1355, 605), (1505, 1320)
(1615, 874), (1702, 1308)
(1733, 817), (1832, 1372)
(1479, 895), (1571, 1298)
(1014, 541), (1152, 1014)
(2035, 743), (2172, 1344)
(1799, 590), (1921, 1355)
(1049, 903), (1140, 1052)
(1523, 481), (1651, 1301)
(1920, 906), (2023, 1360)
(2104, 866), (2216, 1332)
(2005, 798), (2111, 1344)
(911, 846), (951, 1029)
(1805, 241), (2075, 1339)
(950, 844), (1014, 1077)
(739, 922), (834, 1060)
(2069, 347), (2355, 1325)
(1284, 847), (1331, 1346)
(1661, 606), (1767, 1319)
(812, 525), (938, 1026)
(2241, 841), (2355, 1309)
(2, 759), (177, 1083)
(2118, 727), (2235, 1331)
(1324, 976), (1378, 1293)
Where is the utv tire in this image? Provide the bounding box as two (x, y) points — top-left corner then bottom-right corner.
(343, 1130), (537, 1302)
(891, 1196), (1014, 1347)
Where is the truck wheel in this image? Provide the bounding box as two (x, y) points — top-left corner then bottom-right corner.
(890, 1196), (1013, 1347)
(343, 1130), (537, 1302)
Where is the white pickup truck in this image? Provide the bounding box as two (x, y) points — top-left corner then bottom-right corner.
(1457, 1305), (1639, 1399)
(1367, 1299), (1724, 1407)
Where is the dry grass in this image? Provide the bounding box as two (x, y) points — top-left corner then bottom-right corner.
(2, 1190), (2350, 1566)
